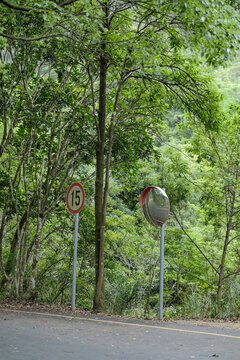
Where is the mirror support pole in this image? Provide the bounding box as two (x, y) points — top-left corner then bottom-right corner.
(159, 222), (165, 320)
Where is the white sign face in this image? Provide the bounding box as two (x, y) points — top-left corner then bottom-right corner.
(66, 182), (85, 214)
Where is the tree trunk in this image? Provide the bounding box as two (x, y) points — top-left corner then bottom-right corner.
(217, 191), (235, 311)
(92, 2), (126, 312)
(28, 216), (44, 297)
(93, 44), (108, 312)
(1, 210), (29, 287)
(216, 236), (228, 311)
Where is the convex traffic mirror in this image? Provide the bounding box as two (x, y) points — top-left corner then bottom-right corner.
(139, 186), (170, 226)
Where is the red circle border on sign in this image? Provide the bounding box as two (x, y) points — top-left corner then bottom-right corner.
(66, 182), (85, 214)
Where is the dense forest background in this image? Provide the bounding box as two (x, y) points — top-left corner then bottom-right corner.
(0, 0), (240, 318)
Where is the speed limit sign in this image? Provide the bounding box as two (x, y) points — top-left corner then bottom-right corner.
(66, 182), (85, 214)
(66, 182), (85, 310)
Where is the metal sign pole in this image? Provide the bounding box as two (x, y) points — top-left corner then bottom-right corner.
(72, 212), (79, 311)
(139, 186), (169, 321)
(159, 223), (165, 320)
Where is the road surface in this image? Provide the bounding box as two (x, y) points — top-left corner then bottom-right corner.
(0, 309), (240, 360)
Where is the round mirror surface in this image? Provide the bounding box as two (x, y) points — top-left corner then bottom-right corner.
(140, 187), (170, 226)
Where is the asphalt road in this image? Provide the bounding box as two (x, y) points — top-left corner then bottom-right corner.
(0, 309), (240, 360)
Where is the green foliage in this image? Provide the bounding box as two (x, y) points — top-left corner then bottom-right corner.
(1, 0), (240, 319)
(170, 282), (240, 319)
(215, 58), (240, 108)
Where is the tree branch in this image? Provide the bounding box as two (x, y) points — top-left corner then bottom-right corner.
(0, 0), (39, 12)
(59, 0), (80, 6)
(0, 0), (81, 12)
(0, 32), (67, 42)
(223, 267), (240, 280)
(172, 211), (220, 275)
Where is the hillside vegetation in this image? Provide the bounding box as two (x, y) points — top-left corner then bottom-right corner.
(0, 0), (239, 319)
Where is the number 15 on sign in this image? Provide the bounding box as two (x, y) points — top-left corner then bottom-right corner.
(66, 182), (85, 310)
(66, 182), (85, 214)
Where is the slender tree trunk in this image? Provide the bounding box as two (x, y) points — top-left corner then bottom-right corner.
(29, 216), (44, 296)
(217, 227), (230, 311)
(144, 257), (158, 318)
(92, 2), (126, 312)
(93, 45), (108, 312)
(217, 192), (235, 310)
(1, 210), (29, 287)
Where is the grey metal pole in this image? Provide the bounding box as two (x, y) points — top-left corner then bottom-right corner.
(72, 212), (79, 311)
(159, 223), (165, 320)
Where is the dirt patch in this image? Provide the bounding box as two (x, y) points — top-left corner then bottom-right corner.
(0, 298), (239, 330)
(0, 298), (92, 316)
(168, 318), (240, 330)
